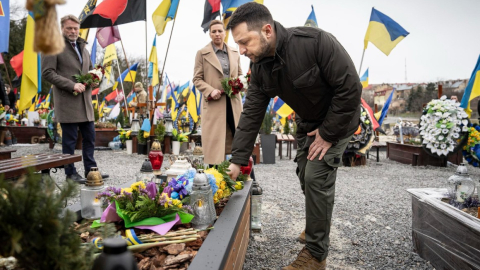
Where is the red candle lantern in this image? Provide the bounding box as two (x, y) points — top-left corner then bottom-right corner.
(148, 139), (164, 173)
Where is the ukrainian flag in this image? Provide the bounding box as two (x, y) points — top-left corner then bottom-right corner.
(460, 55), (480, 117)
(99, 100), (105, 118)
(152, 0), (179, 36)
(148, 35), (159, 86)
(221, 0), (263, 42)
(186, 86), (198, 123)
(273, 97), (293, 119)
(360, 68), (369, 89)
(19, 12), (41, 113)
(364, 8), (409, 56)
(178, 82), (190, 97)
(113, 63), (138, 90)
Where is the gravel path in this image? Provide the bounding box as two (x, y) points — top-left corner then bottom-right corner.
(244, 147), (480, 270)
(5, 143), (476, 269)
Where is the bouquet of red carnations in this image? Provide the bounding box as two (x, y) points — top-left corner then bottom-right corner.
(207, 77), (243, 101)
(72, 65), (105, 95)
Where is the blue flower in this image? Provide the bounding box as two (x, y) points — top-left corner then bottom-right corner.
(207, 174), (218, 195)
(473, 162), (479, 167)
(171, 191), (179, 199)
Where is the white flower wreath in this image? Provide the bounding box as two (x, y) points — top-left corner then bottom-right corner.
(419, 95), (469, 156)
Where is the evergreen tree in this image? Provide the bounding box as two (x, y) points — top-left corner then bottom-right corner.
(426, 83), (436, 101)
(0, 172), (95, 269)
(283, 120), (290, 134)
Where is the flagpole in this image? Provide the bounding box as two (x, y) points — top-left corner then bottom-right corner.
(159, 0), (180, 95)
(1, 53), (14, 91)
(96, 94), (100, 120)
(115, 59), (130, 118)
(358, 49), (366, 75)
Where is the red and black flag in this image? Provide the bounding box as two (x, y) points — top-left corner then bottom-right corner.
(201, 0), (221, 32)
(80, 0), (146, 28)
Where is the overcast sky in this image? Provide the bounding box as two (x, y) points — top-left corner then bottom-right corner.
(11, 0), (480, 85)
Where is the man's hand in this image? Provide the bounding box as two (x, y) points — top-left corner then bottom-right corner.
(4, 105), (9, 111)
(210, 89), (222, 100)
(73, 83), (86, 94)
(227, 163), (241, 180)
(306, 129), (332, 161)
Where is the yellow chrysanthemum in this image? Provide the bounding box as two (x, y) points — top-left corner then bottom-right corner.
(172, 199), (183, 208)
(131, 181), (146, 191)
(223, 188), (231, 197)
(121, 188), (133, 194)
(205, 168), (223, 187)
(235, 181), (244, 190)
(219, 181), (226, 190)
(213, 194), (218, 204)
(216, 189), (224, 199)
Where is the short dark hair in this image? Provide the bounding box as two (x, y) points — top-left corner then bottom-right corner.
(209, 20), (224, 31)
(226, 2), (274, 32)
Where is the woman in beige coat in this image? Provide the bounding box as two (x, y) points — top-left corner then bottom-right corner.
(193, 20), (243, 165)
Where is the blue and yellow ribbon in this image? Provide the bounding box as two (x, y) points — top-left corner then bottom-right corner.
(92, 237), (104, 250)
(125, 229), (143, 246)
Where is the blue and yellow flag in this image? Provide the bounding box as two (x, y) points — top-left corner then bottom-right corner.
(78, 0), (98, 40)
(19, 12), (41, 113)
(364, 8), (409, 56)
(113, 63), (138, 90)
(0, 0), (10, 53)
(273, 97), (293, 118)
(152, 0), (180, 36)
(148, 35), (159, 86)
(221, 0), (263, 42)
(98, 100), (105, 118)
(28, 94), (38, 112)
(91, 37), (97, 65)
(178, 82), (190, 98)
(360, 68), (369, 89)
(460, 55), (480, 117)
(141, 118), (152, 138)
(304, 5), (318, 27)
(38, 88), (52, 109)
(186, 87), (198, 123)
(375, 88), (395, 125)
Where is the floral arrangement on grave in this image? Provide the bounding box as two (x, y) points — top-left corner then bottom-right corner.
(94, 162), (247, 232)
(73, 64), (105, 96)
(94, 181), (194, 231)
(345, 105), (376, 156)
(118, 128), (132, 144)
(171, 128), (189, 142)
(207, 77), (243, 101)
(462, 124), (480, 167)
(6, 114), (19, 125)
(419, 96), (469, 156)
(204, 161), (246, 204)
(393, 121), (420, 143)
(164, 161), (247, 205)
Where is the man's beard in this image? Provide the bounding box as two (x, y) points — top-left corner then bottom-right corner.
(251, 35), (271, 63)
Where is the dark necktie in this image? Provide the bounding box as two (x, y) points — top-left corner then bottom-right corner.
(71, 42), (83, 64)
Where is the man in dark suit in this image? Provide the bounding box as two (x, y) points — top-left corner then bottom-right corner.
(42, 15), (108, 183)
(0, 77), (10, 112)
(5, 84), (16, 114)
